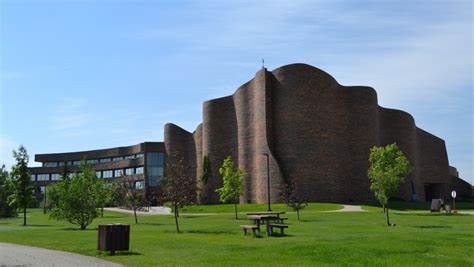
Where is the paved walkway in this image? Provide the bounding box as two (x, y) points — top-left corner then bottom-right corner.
(0, 243), (123, 267)
(104, 206), (172, 215)
(324, 204), (366, 212)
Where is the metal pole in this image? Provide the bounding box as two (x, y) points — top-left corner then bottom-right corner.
(262, 153), (271, 211)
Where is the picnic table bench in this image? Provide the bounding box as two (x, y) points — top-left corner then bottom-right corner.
(268, 224), (288, 236)
(240, 225), (260, 237)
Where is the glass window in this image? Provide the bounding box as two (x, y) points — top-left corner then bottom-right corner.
(100, 158), (111, 163)
(30, 174), (36, 181)
(125, 168), (134, 175)
(103, 170), (113, 178)
(73, 160), (80, 166)
(135, 153), (144, 158)
(135, 181), (145, 190)
(96, 171), (102, 178)
(39, 186), (46, 194)
(114, 169), (122, 177)
(147, 153), (164, 187)
(87, 159), (99, 164)
(67, 173), (73, 178)
(58, 161), (66, 167)
(43, 162), (58, 167)
(112, 156), (123, 161)
(37, 174), (50, 181)
(51, 173), (61, 181)
(136, 166), (144, 174)
(124, 155), (135, 160)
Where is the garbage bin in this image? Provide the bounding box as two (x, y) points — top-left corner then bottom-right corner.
(98, 224), (130, 255)
(445, 205), (452, 214)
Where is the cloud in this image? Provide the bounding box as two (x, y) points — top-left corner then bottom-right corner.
(49, 97), (93, 132)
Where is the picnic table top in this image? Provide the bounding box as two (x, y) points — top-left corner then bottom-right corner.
(247, 215), (279, 220)
(246, 211), (286, 216)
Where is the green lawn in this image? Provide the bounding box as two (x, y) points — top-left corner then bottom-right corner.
(0, 202), (473, 266)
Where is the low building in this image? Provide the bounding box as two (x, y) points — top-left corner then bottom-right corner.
(29, 63), (472, 204)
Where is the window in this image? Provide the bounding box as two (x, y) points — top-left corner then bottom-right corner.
(136, 166), (144, 174)
(43, 162), (58, 167)
(51, 173), (61, 181)
(39, 186), (46, 194)
(124, 155), (135, 160)
(58, 161), (66, 167)
(73, 160), (80, 166)
(103, 170), (113, 178)
(87, 159), (99, 164)
(100, 158), (111, 163)
(112, 156), (123, 162)
(30, 174), (36, 181)
(67, 173), (73, 178)
(135, 153), (144, 158)
(125, 168), (134, 175)
(37, 174), (50, 181)
(114, 169), (123, 177)
(96, 171), (102, 178)
(147, 152), (164, 187)
(135, 181), (145, 190)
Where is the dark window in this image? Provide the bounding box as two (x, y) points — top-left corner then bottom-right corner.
(146, 152), (164, 187)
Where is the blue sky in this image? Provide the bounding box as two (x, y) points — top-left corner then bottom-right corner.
(0, 0), (472, 184)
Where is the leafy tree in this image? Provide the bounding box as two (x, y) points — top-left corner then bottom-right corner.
(282, 177), (308, 221)
(159, 156), (195, 233)
(368, 143), (411, 227)
(126, 190), (145, 224)
(8, 145), (35, 225)
(49, 161), (102, 230)
(199, 155), (211, 203)
(96, 182), (114, 218)
(215, 156), (245, 220)
(0, 165), (16, 218)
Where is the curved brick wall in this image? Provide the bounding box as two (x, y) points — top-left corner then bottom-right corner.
(166, 63), (471, 203)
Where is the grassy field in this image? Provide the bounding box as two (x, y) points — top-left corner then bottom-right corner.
(0, 202), (473, 266)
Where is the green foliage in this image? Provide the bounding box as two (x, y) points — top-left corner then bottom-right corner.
(126, 191), (145, 224)
(201, 155), (211, 185)
(8, 145), (35, 225)
(368, 143), (411, 226)
(216, 156), (244, 204)
(215, 156), (245, 219)
(0, 165), (16, 218)
(49, 161), (104, 230)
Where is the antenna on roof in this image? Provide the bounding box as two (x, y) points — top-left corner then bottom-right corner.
(262, 58), (265, 69)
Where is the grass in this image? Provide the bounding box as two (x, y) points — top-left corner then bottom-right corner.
(0, 202), (473, 266)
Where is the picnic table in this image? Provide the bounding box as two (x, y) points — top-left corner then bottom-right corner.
(245, 212), (287, 236)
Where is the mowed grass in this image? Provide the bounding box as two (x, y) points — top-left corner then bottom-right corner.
(0, 202), (473, 266)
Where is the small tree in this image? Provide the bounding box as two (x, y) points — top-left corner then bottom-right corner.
(0, 165), (16, 218)
(368, 143), (411, 227)
(96, 182), (114, 218)
(50, 162), (101, 230)
(215, 156), (245, 220)
(8, 145), (35, 226)
(282, 178), (307, 221)
(199, 155), (211, 203)
(159, 156), (195, 233)
(126, 190), (145, 224)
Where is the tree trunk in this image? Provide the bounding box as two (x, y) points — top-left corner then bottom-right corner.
(297, 209), (300, 221)
(23, 206), (26, 226)
(174, 205), (180, 233)
(382, 204), (386, 213)
(101, 207), (104, 218)
(234, 203), (238, 220)
(134, 207), (138, 224)
(386, 207), (391, 226)
(81, 223), (86, 230)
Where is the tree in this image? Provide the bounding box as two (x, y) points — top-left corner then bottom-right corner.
(159, 156), (195, 233)
(368, 143), (411, 227)
(49, 161), (102, 230)
(8, 145), (35, 226)
(126, 190), (145, 224)
(282, 177), (308, 221)
(0, 165), (16, 218)
(96, 182), (114, 218)
(215, 156), (245, 220)
(199, 155), (211, 203)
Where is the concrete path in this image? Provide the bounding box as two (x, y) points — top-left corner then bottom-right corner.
(104, 206), (172, 215)
(324, 204), (366, 212)
(0, 243), (123, 267)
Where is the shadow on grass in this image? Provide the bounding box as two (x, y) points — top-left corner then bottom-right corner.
(412, 225), (452, 229)
(61, 227), (97, 231)
(99, 251), (142, 256)
(188, 229), (235, 235)
(141, 222), (163, 226)
(22, 224), (54, 227)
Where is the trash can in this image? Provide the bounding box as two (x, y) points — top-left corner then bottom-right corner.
(445, 205), (452, 214)
(98, 224), (130, 255)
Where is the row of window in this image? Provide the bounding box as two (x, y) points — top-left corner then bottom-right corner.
(42, 153), (145, 167)
(37, 180), (145, 194)
(31, 166), (148, 181)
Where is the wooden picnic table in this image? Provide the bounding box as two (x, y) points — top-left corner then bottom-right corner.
(246, 213), (285, 236)
(246, 211), (285, 218)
